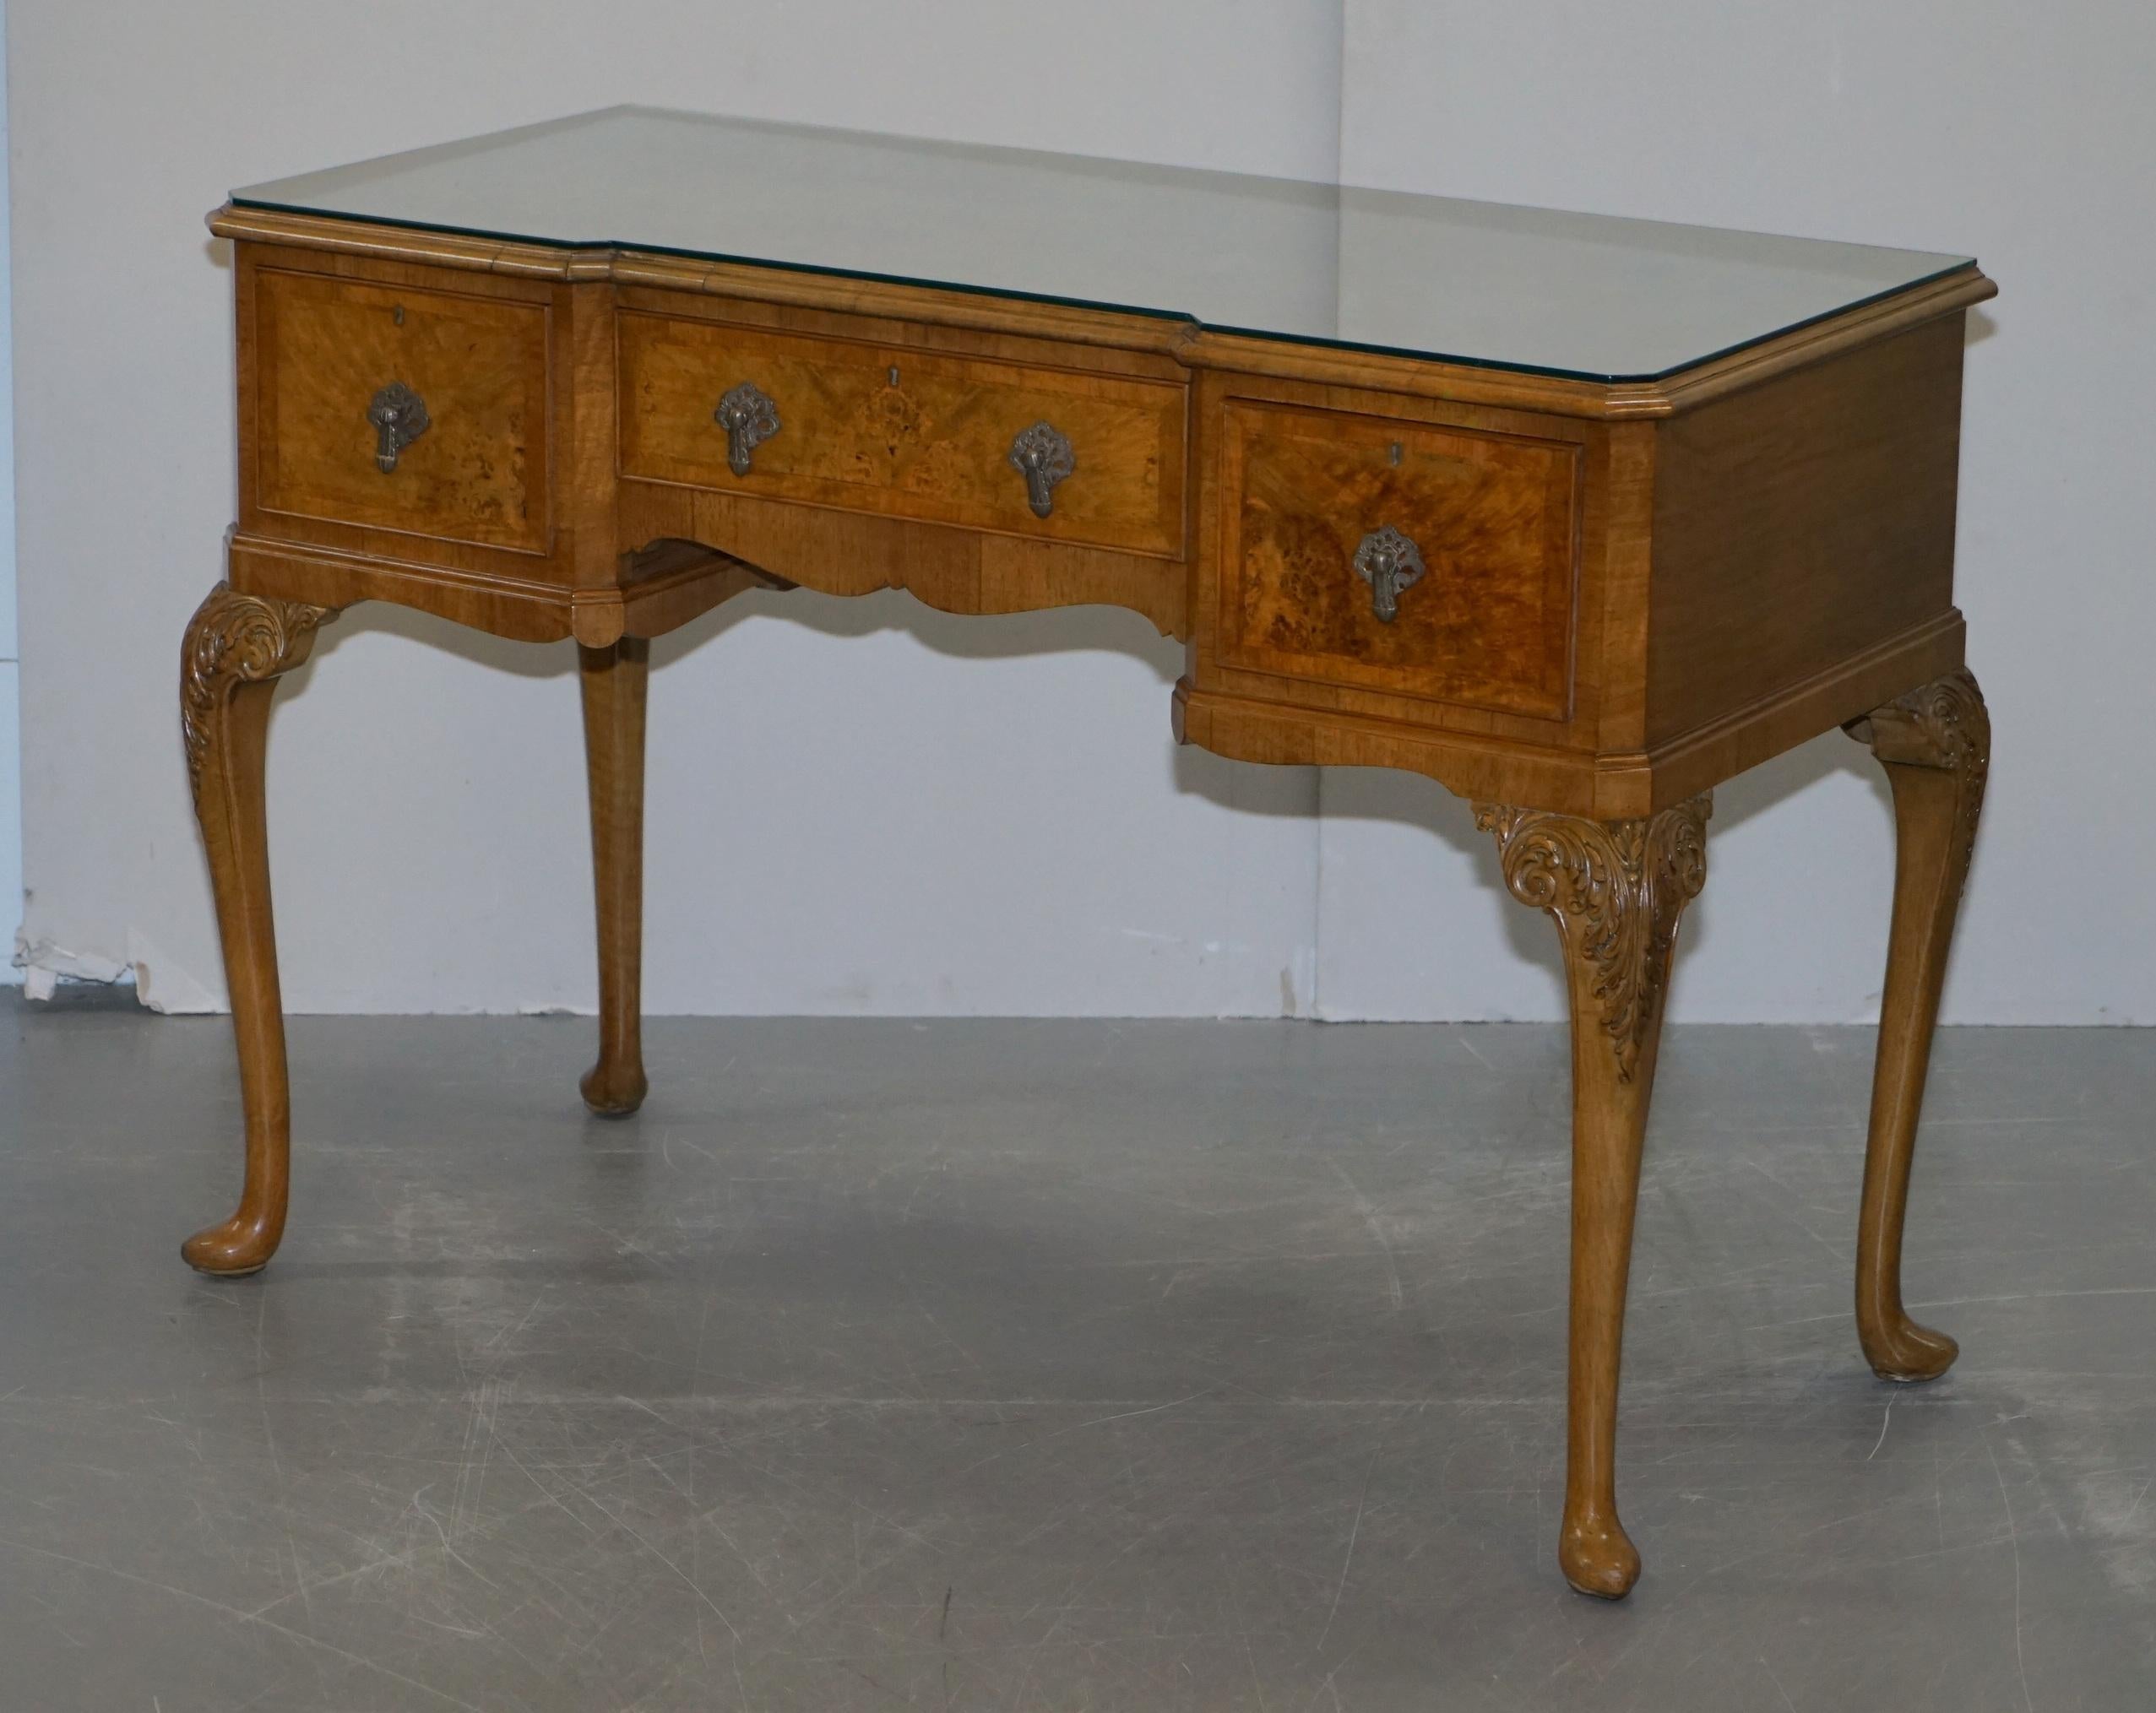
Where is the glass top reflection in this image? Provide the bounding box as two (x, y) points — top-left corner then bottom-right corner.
(235, 107), (1973, 384)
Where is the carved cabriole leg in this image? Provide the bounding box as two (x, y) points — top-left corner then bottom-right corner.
(181, 583), (337, 1276)
(1842, 668), (1989, 1381)
(1475, 794), (1711, 1599)
(578, 637), (650, 1115)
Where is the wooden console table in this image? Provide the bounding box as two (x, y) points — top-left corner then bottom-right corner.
(184, 108), (1995, 1599)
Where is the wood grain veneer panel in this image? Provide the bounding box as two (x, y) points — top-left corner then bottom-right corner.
(1646, 317), (1968, 745)
(612, 480), (1184, 637)
(1217, 399), (1578, 720)
(617, 312), (1187, 557)
(253, 268), (552, 554)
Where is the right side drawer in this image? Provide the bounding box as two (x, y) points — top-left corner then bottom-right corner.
(1215, 398), (1580, 721)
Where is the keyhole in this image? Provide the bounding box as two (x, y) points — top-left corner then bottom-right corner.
(1388, 442), (1402, 466)
(888, 366), (900, 387)
(394, 306), (405, 328)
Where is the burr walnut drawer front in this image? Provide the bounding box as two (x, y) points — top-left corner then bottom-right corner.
(617, 312), (1187, 557)
(251, 268), (552, 554)
(1218, 401), (1579, 721)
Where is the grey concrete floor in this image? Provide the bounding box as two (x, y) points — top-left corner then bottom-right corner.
(1, 999), (2151, 1710)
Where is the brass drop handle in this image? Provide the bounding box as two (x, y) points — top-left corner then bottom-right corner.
(1353, 525), (1427, 622)
(715, 382), (780, 476)
(1007, 420), (1075, 518)
(367, 382), (429, 474)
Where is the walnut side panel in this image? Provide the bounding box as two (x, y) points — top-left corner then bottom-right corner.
(1645, 317), (1969, 746)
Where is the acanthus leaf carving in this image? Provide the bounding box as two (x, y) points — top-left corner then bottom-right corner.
(181, 583), (337, 810)
(1844, 668), (1989, 888)
(1474, 795), (1711, 1083)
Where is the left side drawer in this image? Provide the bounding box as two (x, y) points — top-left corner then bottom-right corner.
(251, 268), (552, 554)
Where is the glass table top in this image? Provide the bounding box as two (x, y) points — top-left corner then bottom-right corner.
(235, 107), (1973, 385)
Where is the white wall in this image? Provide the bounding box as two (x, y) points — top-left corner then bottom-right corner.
(7, 1), (1338, 1016)
(1322, 0), (2156, 1025)
(9, 2), (2150, 1023)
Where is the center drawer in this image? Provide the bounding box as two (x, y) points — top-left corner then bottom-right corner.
(617, 312), (1187, 557)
